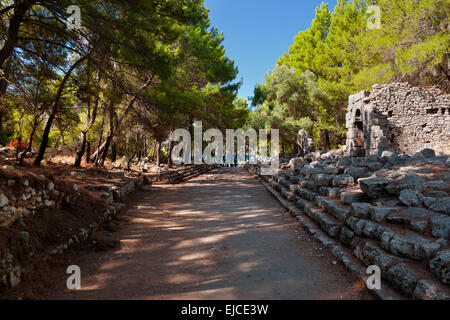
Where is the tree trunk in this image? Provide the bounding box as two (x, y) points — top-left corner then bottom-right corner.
(151, 139), (157, 160)
(127, 151), (136, 171)
(110, 141), (117, 163)
(0, 1), (35, 129)
(137, 149), (142, 162)
(99, 132), (112, 167)
(0, 1), (35, 69)
(19, 121), (37, 165)
(74, 131), (87, 167)
(85, 141), (91, 163)
(167, 141), (173, 168)
(34, 55), (88, 166)
(325, 130), (331, 150)
(33, 109), (57, 165)
(156, 140), (161, 167)
(93, 140), (106, 164)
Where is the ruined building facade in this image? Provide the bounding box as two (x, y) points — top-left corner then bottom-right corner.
(345, 83), (450, 157)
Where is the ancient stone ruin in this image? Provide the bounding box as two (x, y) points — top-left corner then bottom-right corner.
(345, 83), (450, 157)
(248, 83), (450, 300)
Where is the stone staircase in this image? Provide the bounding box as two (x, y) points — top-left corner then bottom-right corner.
(249, 151), (450, 300)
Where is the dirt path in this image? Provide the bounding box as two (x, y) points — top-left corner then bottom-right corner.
(38, 168), (372, 300)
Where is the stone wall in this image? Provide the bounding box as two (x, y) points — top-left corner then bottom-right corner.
(0, 168), (144, 294)
(346, 83), (450, 157)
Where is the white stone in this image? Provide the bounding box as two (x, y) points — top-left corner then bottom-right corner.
(0, 194), (9, 207)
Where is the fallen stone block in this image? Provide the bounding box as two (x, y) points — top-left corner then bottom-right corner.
(399, 189), (424, 207)
(359, 176), (389, 198)
(388, 234), (440, 260)
(344, 167), (373, 180)
(385, 173), (425, 195)
(340, 191), (367, 204)
(429, 197), (450, 215)
(279, 178), (292, 188)
(351, 202), (373, 219)
(319, 187), (341, 198)
(431, 215), (450, 238)
(289, 157), (304, 171)
(413, 280), (440, 300)
(362, 221), (386, 240)
(429, 250), (450, 285)
(332, 174), (355, 187)
(386, 263), (419, 296)
(419, 148), (436, 159)
(370, 206), (395, 222)
(314, 174), (333, 187)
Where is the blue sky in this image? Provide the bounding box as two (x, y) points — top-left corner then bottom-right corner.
(204, 0), (338, 101)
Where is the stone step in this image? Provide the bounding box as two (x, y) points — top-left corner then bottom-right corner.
(350, 201), (450, 238)
(352, 238), (450, 299)
(296, 198), (343, 238)
(319, 187), (342, 198)
(320, 197), (352, 223)
(386, 208), (450, 239)
(288, 175), (300, 184)
(255, 167), (450, 299)
(299, 179), (317, 192)
(295, 187), (319, 202)
(288, 183), (446, 263)
(340, 190), (369, 204)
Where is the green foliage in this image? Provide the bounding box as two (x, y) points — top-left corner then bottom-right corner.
(0, 0), (248, 164)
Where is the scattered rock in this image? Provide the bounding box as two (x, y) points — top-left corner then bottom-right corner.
(429, 250), (450, 285)
(419, 148), (436, 159)
(386, 263), (419, 296)
(332, 174), (354, 187)
(351, 203), (373, 218)
(385, 173), (425, 195)
(430, 215), (450, 238)
(429, 197), (450, 215)
(399, 189), (424, 207)
(359, 176), (389, 198)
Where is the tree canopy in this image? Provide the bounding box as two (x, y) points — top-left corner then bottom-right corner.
(250, 0), (449, 153)
(0, 0), (249, 167)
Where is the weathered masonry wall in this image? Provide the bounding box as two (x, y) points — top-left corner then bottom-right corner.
(346, 83), (450, 157)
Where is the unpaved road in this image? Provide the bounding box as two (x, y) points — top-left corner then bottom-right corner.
(38, 168), (372, 300)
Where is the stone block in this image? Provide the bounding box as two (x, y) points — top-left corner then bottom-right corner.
(429, 250), (450, 285)
(332, 174), (355, 187)
(431, 215), (450, 238)
(386, 263), (419, 296)
(340, 191), (367, 204)
(351, 202), (373, 219)
(359, 176), (389, 198)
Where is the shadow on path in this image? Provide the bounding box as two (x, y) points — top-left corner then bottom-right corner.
(40, 168), (372, 300)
